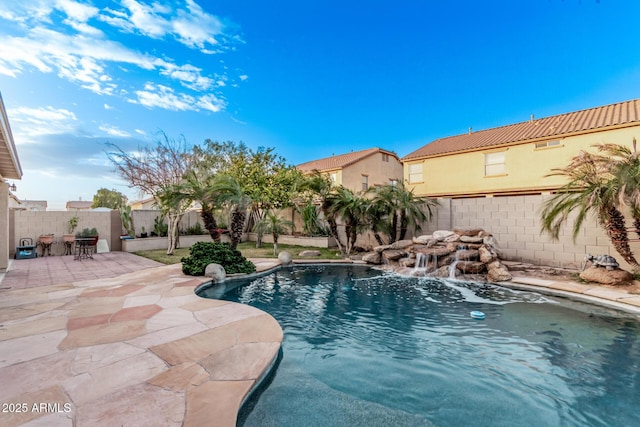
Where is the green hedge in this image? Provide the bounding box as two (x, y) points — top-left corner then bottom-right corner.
(181, 241), (256, 276)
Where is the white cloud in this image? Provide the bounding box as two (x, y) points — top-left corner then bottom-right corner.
(9, 106), (78, 141)
(0, 0), (242, 111)
(99, 124), (131, 137)
(104, 103), (114, 110)
(239, 74), (248, 81)
(131, 82), (225, 112)
(134, 129), (146, 135)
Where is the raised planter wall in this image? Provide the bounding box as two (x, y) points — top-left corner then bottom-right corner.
(121, 234), (231, 252)
(245, 233), (337, 248)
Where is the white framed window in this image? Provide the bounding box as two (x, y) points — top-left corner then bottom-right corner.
(535, 140), (561, 149)
(362, 175), (369, 191)
(408, 163), (423, 183)
(484, 151), (506, 176)
(329, 173), (337, 184)
(389, 179), (398, 187)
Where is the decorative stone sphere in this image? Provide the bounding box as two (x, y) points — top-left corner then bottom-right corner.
(205, 263), (226, 283)
(278, 251), (293, 265)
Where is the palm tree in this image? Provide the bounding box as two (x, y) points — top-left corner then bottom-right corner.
(540, 148), (640, 272)
(160, 170), (222, 242)
(210, 175), (251, 249)
(594, 142), (640, 239)
(254, 211), (293, 255)
(301, 171), (345, 254)
(325, 187), (368, 255)
(367, 183), (437, 243)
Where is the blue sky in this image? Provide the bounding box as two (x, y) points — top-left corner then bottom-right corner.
(1, 0), (639, 209)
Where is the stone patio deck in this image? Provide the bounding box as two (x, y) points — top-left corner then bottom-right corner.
(1, 254), (639, 427)
(0, 253), (282, 427)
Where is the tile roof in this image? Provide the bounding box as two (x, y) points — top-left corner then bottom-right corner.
(297, 147), (398, 173)
(66, 200), (93, 209)
(402, 98), (640, 160)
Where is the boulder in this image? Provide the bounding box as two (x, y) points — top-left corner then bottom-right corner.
(399, 257), (416, 268)
(204, 263), (226, 283)
(443, 234), (461, 243)
(460, 235), (484, 243)
(437, 253), (457, 267)
(383, 249), (407, 261)
(483, 235), (503, 257)
(412, 235), (432, 244)
(416, 247), (452, 258)
(362, 251), (383, 264)
(456, 261), (486, 274)
(487, 261), (512, 282)
(455, 249), (480, 261)
(478, 246), (496, 263)
(299, 250), (321, 257)
(278, 251), (293, 265)
(374, 245), (392, 253)
(432, 265), (454, 278)
(433, 230), (455, 241)
(391, 239), (414, 250)
(453, 227), (485, 237)
(580, 266), (633, 286)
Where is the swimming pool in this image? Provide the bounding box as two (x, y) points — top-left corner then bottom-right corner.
(198, 264), (640, 427)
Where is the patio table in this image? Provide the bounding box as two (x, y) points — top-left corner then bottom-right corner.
(74, 238), (96, 260)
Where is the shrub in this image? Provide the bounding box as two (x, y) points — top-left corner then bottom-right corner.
(153, 216), (168, 237)
(181, 242), (256, 276)
(76, 227), (98, 237)
(184, 222), (205, 235)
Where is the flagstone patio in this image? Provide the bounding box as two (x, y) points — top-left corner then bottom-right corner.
(0, 253), (282, 427)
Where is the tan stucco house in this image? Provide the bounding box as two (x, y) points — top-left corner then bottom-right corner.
(66, 200), (93, 211)
(129, 196), (158, 210)
(402, 98), (640, 198)
(297, 147), (403, 193)
(0, 92), (22, 271)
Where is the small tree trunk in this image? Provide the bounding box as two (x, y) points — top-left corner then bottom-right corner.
(603, 206), (640, 272)
(327, 216), (345, 255)
(201, 209), (220, 242)
(399, 211), (408, 241)
(230, 209), (245, 250)
(273, 233), (278, 256)
(166, 212), (182, 255)
(390, 212), (399, 243)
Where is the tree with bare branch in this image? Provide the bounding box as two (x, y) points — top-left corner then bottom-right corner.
(106, 133), (197, 255)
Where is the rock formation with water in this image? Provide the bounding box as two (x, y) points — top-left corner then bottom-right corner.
(362, 228), (512, 282)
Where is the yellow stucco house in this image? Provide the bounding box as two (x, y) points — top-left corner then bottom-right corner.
(0, 92), (22, 271)
(402, 98), (640, 198)
(297, 147), (403, 193)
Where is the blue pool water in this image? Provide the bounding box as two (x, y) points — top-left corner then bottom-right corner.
(198, 264), (640, 427)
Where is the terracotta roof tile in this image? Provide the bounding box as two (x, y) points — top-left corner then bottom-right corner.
(297, 147), (397, 173)
(402, 98), (640, 160)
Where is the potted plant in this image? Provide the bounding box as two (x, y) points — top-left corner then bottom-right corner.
(140, 226), (148, 238)
(39, 233), (55, 245)
(63, 215), (79, 243)
(76, 227), (99, 246)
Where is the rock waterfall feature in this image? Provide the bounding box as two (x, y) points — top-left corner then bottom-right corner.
(362, 228), (512, 282)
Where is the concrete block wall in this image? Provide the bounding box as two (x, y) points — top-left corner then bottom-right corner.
(130, 210), (205, 237)
(12, 210), (117, 256)
(421, 195), (640, 271)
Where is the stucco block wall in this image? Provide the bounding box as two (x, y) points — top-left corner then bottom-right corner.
(11, 211), (117, 256)
(10, 210), (210, 257)
(420, 195), (639, 271)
